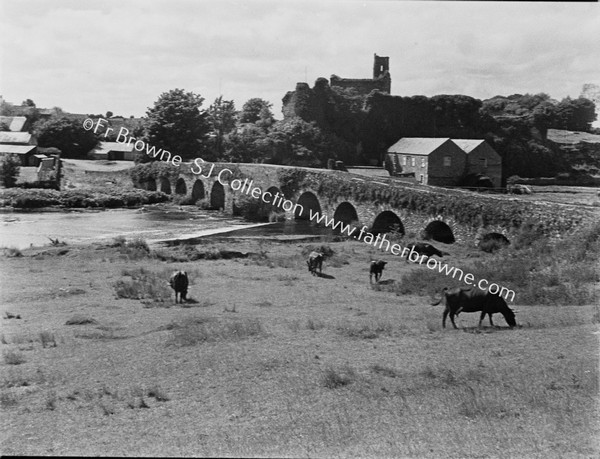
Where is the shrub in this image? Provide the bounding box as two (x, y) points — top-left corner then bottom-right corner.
(335, 321), (392, 339)
(147, 385), (170, 402)
(39, 331), (57, 348)
(3, 350), (26, 365)
(0, 155), (20, 188)
(114, 269), (171, 302)
(2, 247), (22, 257)
(322, 365), (357, 389)
(167, 318), (265, 346)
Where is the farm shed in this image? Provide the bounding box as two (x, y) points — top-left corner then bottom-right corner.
(0, 144), (37, 166)
(386, 137), (467, 186)
(453, 139), (502, 188)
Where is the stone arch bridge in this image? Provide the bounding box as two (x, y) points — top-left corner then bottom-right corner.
(134, 162), (593, 245)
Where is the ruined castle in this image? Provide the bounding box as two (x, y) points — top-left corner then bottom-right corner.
(282, 53), (391, 121)
(330, 54), (391, 95)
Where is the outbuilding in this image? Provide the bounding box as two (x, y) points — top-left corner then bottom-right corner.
(453, 139), (502, 188)
(386, 137), (467, 186)
(0, 144), (37, 166)
(89, 141), (136, 161)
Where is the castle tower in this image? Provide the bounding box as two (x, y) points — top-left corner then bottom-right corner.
(373, 54), (389, 79)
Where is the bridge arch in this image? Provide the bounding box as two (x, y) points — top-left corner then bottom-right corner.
(333, 202), (359, 225)
(191, 180), (205, 203)
(145, 177), (156, 192)
(260, 186), (285, 220)
(294, 191), (321, 221)
(210, 181), (225, 210)
(372, 210), (404, 235)
(423, 220), (455, 244)
(175, 178), (187, 195)
(160, 177), (171, 194)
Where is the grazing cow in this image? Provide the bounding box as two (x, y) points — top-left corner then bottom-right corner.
(306, 251), (324, 276)
(405, 242), (444, 262)
(169, 271), (189, 303)
(431, 287), (516, 329)
(369, 260), (387, 283)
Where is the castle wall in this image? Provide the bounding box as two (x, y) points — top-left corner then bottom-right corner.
(329, 74), (391, 96)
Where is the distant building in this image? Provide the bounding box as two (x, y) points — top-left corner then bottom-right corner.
(89, 141), (136, 160)
(0, 131), (37, 145)
(386, 138), (467, 186)
(0, 145), (37, 166)
(0, 116), (30, 132)
(452, 139), (502, 188)
(329, 54), (391, 96)
(346, 166), (390, 179)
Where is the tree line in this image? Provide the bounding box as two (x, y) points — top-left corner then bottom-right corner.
(2, 88), (597, 180)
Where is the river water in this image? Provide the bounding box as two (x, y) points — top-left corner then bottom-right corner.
(0, 205), (332, 250)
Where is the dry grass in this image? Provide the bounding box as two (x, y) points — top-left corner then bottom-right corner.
(0, 236), (597, 457)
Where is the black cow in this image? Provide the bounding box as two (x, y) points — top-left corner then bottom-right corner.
(369, 260), (387, 283)
(306, 252), (324, 276)
(169, 270), (189, 303)
(431, 287), (516, 329)
(406, 242), (444, 259)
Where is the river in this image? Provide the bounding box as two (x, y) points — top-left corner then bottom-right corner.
(0, 204), (333, 250)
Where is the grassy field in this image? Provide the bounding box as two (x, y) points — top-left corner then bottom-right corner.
(1, 235), (598, 457)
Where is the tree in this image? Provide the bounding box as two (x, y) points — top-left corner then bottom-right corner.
(34, 116), (99, 159)
(143, 88), (210, 161)
(22, 99), (36, 107)
(0, 101), (16, 116)
(239, 98), (274, 125)
(106, 111), (114, 118)
(266, 118), (337, 167)
(0, 155), (21, 188)
(554, 97), (597, 132)
(223, 124), (271, 163)
(207, 96), (237, 160)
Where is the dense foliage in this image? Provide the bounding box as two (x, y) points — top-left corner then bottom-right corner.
(0, 188), (169, 209)
(142, 89), (210, 162)
(207, 96), (237, 161)
(239, 98), (275, 126)
(0, 154), (21, 188)
(34, 116), (99, 158)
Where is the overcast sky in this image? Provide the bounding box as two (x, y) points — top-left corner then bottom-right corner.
(1, 0), (598, 119)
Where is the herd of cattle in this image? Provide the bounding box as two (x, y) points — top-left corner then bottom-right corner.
(169, 241), (517, 330)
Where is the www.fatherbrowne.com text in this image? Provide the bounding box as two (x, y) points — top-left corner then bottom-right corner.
(84, 117), (516, 302)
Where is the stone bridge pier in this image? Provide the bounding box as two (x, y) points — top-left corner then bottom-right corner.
(136, 163), (491, 245)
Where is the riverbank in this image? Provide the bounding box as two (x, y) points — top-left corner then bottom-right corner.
(1, 235), (598, 457)
(0, 204), (275, 251)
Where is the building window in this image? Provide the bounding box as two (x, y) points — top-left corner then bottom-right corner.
(411, 157), (416, 167)
(419, 174), (424, 183)
(403, 155), (407, 165)
(421, 158), (426, 168)
(479, 158), (488, 168)
(444, 156), (451, 167)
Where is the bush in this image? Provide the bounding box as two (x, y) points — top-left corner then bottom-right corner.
(2, 247), (22, 258)
(322, 365), (357, 389)
(3, 350), (26, 365)
(167, 318), (266, 346)
(0, 155), (20, 188)
(114, 269), (171, 302)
